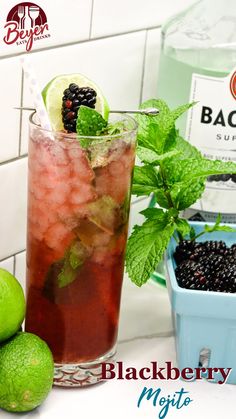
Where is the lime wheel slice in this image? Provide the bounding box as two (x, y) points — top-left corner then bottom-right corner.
(42, 73), (109, 131)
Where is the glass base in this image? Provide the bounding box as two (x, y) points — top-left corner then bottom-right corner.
(53, 347), (116, 387)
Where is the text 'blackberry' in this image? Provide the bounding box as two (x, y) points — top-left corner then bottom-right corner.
(62, 83), (97, 133)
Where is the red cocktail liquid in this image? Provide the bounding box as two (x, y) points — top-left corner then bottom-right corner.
(25, 125), (136, 365)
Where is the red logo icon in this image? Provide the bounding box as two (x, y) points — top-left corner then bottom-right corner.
(230, 71), (236, 100)
(3, 2), (50, 51)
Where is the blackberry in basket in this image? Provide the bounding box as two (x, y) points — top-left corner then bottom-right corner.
(175, 240), (236, 293)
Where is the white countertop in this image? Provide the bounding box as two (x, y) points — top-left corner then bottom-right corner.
(3, 276), (235, 419)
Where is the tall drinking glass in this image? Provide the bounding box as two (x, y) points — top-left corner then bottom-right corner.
(25, 112), (137, 387)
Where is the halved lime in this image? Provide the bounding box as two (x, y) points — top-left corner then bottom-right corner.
(42, 73), (110, 131)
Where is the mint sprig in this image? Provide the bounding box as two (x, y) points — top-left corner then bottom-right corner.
(135, 99), (176, 154)
(126, 98), (236, 287)
(191, 214), (236, 241)
(137, 145), (180, 165)
(76, 106), (108, 147)
(126, 209), (175, 286)
(132, 165), (163, 197)
(76, 106), (124, 148)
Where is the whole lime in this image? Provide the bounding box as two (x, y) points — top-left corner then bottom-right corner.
(0, 268), (25, 342)
(0, 332), (54, 412)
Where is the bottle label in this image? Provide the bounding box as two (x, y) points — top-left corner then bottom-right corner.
(185, 68), (236, 218)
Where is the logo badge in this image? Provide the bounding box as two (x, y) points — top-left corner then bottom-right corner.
(3, 2), (50, 51)
(230, 71), (236, 100)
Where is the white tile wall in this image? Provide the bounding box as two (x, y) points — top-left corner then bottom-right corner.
(129, 197), (150, 234)
(0, 0), (193, 265)
(91, 0), (194, 38)
(23, 31), (146, 108)
(0, 256), (14, 274)
(0, 158), (27, 260)
(0, 57), (22, 162)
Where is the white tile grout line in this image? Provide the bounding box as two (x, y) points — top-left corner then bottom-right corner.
(139, 29), (148, 106)
(18, 68), (24, 157)
(89, 0), (95, 39)
(13, 254), (16, 276)
(0, 25), (161, 61)
(0, 153), (27, 166)
(132, 196), (150, 204)
(0, 250), (26, 266)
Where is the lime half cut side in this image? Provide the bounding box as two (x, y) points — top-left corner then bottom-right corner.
(42, 73), (110, 131)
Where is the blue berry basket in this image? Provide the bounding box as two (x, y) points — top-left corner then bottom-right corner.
(165, 221), (236, 385)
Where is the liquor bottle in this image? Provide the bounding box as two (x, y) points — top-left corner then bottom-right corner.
(22, 6), (33, 30)
(157, 0), (236, 222)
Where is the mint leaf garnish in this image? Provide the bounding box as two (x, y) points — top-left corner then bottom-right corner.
(137, 145), (179, 165)
(76, 107), (125, 149)
(190, 227), (196, 240)
(126, 209), (175, 286)
(135, 99), (176, 154)
(132, 165), (162, 197)
(58, 241), (88, 288)
(175, 135), (202, 160)
(164, 158), (236, 185)
(87, 195), (120, 234)
(203, 214), (236, 234)
(106, 120), (123, 135)
(189, 214), (236, 241)
(171, 102), (195, 121)
(69, 241), (87, 269)
(170, 179), (205, 210)
(140, 207), (168, 220)
(76, 106), (108, 147)
(58, 260), (78, 288)
(175, 218), (191, 238)
(205, 225), (236, 233)
(77, 106), (107, 136)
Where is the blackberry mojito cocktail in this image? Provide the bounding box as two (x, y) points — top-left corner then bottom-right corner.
(25, 75), (137, 387)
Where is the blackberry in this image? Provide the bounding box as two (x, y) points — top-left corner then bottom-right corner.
(208, 174), (230, 182)
(174, 239), (236, 293)
(175, 260), (209, 290)
(213, 265), (236, 293)
(224, 244), (236, 263)
(174, 240), (207, 264)
(208, 174), (231, 182)
(174, 240), (194, 265)
(199, 253), (225, 276)
(219, 174), (231, 182)
(61, 83), (97, 132)
(189, 243), (208, 261)
(204, 240), (226, 255)
(207, 175), (222, 182)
